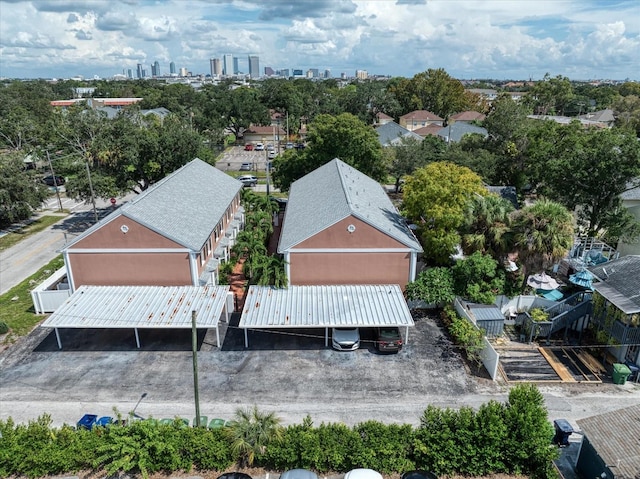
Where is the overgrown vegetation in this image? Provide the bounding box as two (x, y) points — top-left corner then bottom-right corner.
(0, 385), (558, 479)
(0, 255), (65, 343)
(441, 305), (485, 365)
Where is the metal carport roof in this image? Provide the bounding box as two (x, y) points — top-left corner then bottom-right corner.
(40, 285), (231, 349)
(238, 284), (414, 347)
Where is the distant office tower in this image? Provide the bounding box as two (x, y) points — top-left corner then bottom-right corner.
(264, 66), (274, 76)
(292, 69), (303, 77)
(136, 63), (143, 79)
(356, 70), (368, 79)
(210, 58), (221, 77)
(179, 67), (188, 77)
(325, 69), (331, 78)
(142, 69), (147, 78)
(308, 68), (319, 78)
(127, 68), (133, 79)
(233, 57), (239, 74)
(248, 55), (259, 78)
(280, 68), (290, 78)
(170, 62), (176, 75)
(341, 72), (347, 79)
(153, 61), (160, 77)
(223, 54), (233, 75)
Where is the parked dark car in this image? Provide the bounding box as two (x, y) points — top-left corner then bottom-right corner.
(401, 471), (437, 479)
(218, 473), (252, 479)
(42, 175), (65, 186)
(374, 326), (403, 353)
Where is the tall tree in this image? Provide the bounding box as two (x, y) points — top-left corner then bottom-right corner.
(526, 73), (574, 116)
(0, 152), (49, 228)
(535, 124), (640, 238)
(460, 194), (514, 260)
(402, 162), (486, 265)
(404, 68), (470, 119)
(271, 113), (386, 191)
(511, 199), (574, 279)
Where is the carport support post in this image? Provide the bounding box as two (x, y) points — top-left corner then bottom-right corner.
(134, 328), (141, 348)
(405, 326), (409, 345)
(191, 310), (201, 427)
(54, 328), (62, 350)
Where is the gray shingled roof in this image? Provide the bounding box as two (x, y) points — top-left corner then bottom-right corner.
(437, 122), (488, 143)
(64, 158), (242, 252)
(589, 255), (640, 314)
(278, 159), (422, 252)
(576, 404), (640, 479)
(621, 179), (640, 201)
(376, 121), (423, 146)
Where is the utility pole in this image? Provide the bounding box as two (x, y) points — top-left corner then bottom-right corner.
(46, 150), (63, 212)
(191, 310), (201, 427)
(85, 159), (99, 223)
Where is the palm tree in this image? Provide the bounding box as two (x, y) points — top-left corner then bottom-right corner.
(253, 255), (288, 287)
(511, 199), (574, 285)
(460, 194), (514, 260)
(225, 405), (283, 468)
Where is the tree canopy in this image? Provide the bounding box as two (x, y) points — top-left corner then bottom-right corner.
(271, 113), (386, 191)
(402, 162), (487, 265)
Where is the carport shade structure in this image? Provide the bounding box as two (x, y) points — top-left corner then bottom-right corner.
(40, 285), (231, 349)
(238, 284), (414, 348)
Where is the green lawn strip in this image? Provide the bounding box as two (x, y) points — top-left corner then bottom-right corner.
(0, 255), (65, 342)
(0, 214), (67, 251)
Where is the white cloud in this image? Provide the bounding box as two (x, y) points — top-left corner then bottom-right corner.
(0, 0), (637, 79)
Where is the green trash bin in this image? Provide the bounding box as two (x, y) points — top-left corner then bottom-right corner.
(612, 363), (632, 384)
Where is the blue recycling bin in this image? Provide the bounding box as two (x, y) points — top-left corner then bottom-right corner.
(76, 414), (97, 430)
(95, 416), (113, 427)
(553, 419), (573, 447)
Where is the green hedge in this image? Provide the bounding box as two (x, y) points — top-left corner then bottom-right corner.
(0, 386), (558, 479)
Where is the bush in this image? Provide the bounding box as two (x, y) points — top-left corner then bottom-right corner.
(0, 321), (8, 334)
(406, 267), (455, 305)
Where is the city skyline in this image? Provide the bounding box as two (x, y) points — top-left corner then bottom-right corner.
(0, 0), (639, 81)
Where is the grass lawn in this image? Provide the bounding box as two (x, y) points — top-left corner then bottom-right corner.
(0, 255), (65, 343)
(0, 215), (67, 251)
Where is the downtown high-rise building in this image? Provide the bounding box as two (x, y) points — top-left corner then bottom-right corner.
(233, 57), (239, 74)
(223, 54), (233, 76)
(170, 62), (176, 75)
(210, 58), (221, 77)
(248, 55), (259, 79)
(136, 63), (143, 79)
(152, 60), (160, 77)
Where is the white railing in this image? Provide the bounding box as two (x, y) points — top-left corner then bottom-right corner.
(31, 267), (71, 314)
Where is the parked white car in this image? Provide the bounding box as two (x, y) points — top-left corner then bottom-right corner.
(344, 469), (383, 479)
(255, 143), (264, 151)
(331, 327), (360, 351)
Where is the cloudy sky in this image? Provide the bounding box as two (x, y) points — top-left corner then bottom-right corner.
(0, 0), (638, 81)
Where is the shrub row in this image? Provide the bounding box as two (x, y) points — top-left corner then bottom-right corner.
(0, 384), (558, 479)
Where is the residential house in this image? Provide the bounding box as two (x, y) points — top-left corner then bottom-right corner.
(243, 125), (286, 145)
(278, 159), (423, 289)
(466, 88), (498, 102)
(575, 404), (640, 479)
(527, 114), (608, 128)
(437, 122), (488, 144)
(375, 121), (423, 146)
(588, 255), (640, 367)
(61, 159), (242, 291)
(413, 124), (443, 138)
(578, 109), (616, 127)
(449, 111), (486, 123)
(399, 110), (444, 131)
(617, 180), (640, 257)
(374, 112), (394, 126)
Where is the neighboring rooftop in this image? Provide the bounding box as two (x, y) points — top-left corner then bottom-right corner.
(278, 158), (422, 252)
(589, 255), (640, 314)
(63, 158), (242, 252)
(376, 121), (423, 146)
(438, 122), (488, 143)
(450, 111), (486, 122)
(576, 404), (640, 479)
(400, 110), (444, 122)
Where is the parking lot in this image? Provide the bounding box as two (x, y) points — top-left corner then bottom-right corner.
(0, 311), (489, 427)
(216, 145), (277, 174)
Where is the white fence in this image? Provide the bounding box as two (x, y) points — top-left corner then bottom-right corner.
(454, 297), (500, 380)
(31, 267), (71, 314)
